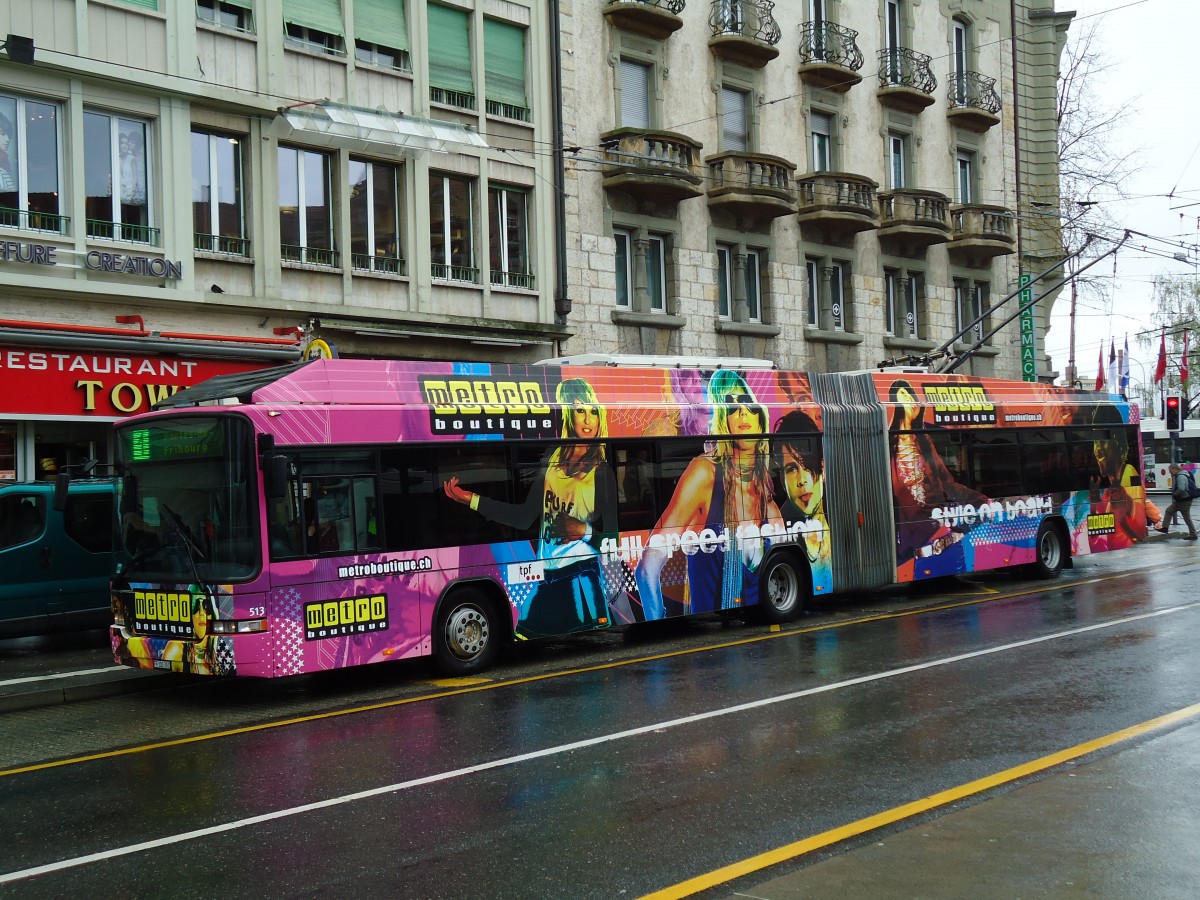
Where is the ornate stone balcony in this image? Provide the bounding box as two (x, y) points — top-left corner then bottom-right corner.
(705, 151), (796, 224)
(602, 0), (684, 41)
(946, 71), (1002, 133)
(707, 0), (781, 68)
(876, 47), (938, 113)
(797, 21), (864, 92)
(601, 128), (704, 205)
(795, 171), (879, 240)
(877, 189), (951, 251)
(949, 204), (1015, 264)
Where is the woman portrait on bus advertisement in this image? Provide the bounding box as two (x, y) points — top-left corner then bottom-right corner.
(888, 379), (990, 578)
(635, 370), (783, 620)
(1084, 403), (1147, 550)
(772, 410), (832, 592)
(442, 377), (617, 638)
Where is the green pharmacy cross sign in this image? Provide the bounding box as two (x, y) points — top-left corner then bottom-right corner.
(1020, 274), (1037, 382)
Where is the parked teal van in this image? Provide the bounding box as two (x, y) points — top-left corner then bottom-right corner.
(0, 479), (116, 638)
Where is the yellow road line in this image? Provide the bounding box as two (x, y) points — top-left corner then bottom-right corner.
(0, 566), (1163, 779)
(639, 701), (1200, 900)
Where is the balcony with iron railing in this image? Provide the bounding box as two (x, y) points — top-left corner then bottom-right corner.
(351, 253), (406, 275)
(194, 233), (250, 257)
(87, 219), (160, 245)
(946, 71), (1002, 133)
(795, 171), (879, 240)
(705, 151), (796, 223)
(0, 207), (70, 235)
(877, 189), (951, 251)
(707, 0), (781, 69)
(601, 128), (705, 205)
(797, 21), (864, 92)
(602, 0), (685, 41)
(949, 204), (1014, 263)
(876, 47), (938, 113)
(431, 263), (480, 283)
(281, 244), (340, 268)
(490, 270), (536, 290)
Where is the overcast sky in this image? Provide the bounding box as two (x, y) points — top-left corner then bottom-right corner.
(1041, 0), (1200, 390)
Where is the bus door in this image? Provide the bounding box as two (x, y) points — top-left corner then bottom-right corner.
(810, 373), (896, 590)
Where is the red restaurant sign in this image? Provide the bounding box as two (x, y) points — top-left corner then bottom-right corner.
(0, 346), (268, 418)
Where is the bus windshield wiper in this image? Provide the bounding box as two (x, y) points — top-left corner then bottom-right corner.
(160, 503), (206, 562)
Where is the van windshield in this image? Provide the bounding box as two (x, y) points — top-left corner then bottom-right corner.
(115, 415), (260, 582)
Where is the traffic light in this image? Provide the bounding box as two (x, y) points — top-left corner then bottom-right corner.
(1166, 394), (1183, 432)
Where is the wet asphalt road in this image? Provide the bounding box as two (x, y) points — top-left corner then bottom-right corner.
(1, 539), (1199, 898)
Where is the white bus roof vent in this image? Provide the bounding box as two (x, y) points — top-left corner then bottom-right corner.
(535, 353), (777, 370)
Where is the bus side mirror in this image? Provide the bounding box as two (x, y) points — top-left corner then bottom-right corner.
(264, 455), (288, 499)
(53, 472), (70, 511)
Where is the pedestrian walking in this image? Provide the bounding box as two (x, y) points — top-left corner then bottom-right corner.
(1155, 463), (1198, 540)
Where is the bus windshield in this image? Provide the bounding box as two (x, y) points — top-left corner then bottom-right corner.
(115, 415), (260, 582)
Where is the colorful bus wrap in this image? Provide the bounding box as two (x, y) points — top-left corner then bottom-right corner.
(105, 360), (1143, 678)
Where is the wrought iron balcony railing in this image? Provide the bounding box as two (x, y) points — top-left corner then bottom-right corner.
(0, 207), (70, 235)
(948, 70), (1001, 114)
(490, 270), (535, 290)
(877, 47), (937, 94)
(194, 233), (250, 256)
(281, 244), (340, 267)
(798, 21), (864, 70)
(610, 0), (685, 12)
(709, 0), (780, 45)
(351, 253), (406, 275)
(87, 219), (160, 245)
(431, 263), (480, 283)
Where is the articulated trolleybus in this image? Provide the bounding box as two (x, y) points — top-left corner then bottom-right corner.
(108, 359), (1146, 677)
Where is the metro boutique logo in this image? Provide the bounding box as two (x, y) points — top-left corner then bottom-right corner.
(420, 375), (557, 438)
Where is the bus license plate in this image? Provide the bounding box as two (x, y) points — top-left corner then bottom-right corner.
(153, 659), (173, 671)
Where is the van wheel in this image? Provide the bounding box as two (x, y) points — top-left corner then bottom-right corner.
(433, 589), (498, 675)
(1031, 524), (1064, 579)
(759, 554), (806, 624)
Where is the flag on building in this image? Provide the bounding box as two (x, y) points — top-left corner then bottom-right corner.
(1155, 329), (1167, 383)
(1095, 344), (1105, 391)
(1120, 334), (1131, 394)
(1183, 330), (1190, 382)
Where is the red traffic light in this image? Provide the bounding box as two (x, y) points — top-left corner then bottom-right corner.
(1167, 395), (1183, 431)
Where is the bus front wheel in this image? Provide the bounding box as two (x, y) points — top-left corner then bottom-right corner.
(759, 554), (806, 624)
(434, 589), (499, 675)
(1031, 524), (1065, 579)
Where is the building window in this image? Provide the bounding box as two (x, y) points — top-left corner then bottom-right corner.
(720, 87), (750, 152)
(430, 173), (476, 283)
(744, 249), (762, 322)
(717, 243), (733, 319)
(84, 112), (153, 243)
(615, 226), (667, 312)
(191, 130), (247, 256)
(284, 0), (345, 54)
(488, 186), (531, 289)
(0, 93), (63, 233)
(810, 111), (832, 172)
(955, 278), (988, 343)
(197, 0), (253, 33)
(353, 0), (410, 71)
(885, 268), (922, 339)
(806, 257), (850, 331)
(956, 150), (974, 204)
(428, 4), (475, 110)
(952, 19), (969, 105)
(619, 58), (652, 129)
(119, 0), (159, 9)
(484, 19), (529, 121)
(278, 146), (336, 266)
(888, 132), (908, 189)
(349, 158), (403, 275)
(884, 0), (904, 84)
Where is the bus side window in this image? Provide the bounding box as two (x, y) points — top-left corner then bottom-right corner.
(378, 447), (436, 552)
(613, 442), (656, 532)
(433, 444), (516, 547)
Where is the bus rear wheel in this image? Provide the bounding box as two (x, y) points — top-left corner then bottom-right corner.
(434, 589), (499, 675)
(759, 554), (806, 624)
(1031, 523), (1065, 579)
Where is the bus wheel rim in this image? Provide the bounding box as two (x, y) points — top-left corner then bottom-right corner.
(447, 607), (488, 659)
(769, 564), (798, 611)
(1040, 531), (1059, 568)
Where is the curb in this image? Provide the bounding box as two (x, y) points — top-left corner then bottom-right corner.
(0, 668), (167, 714)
